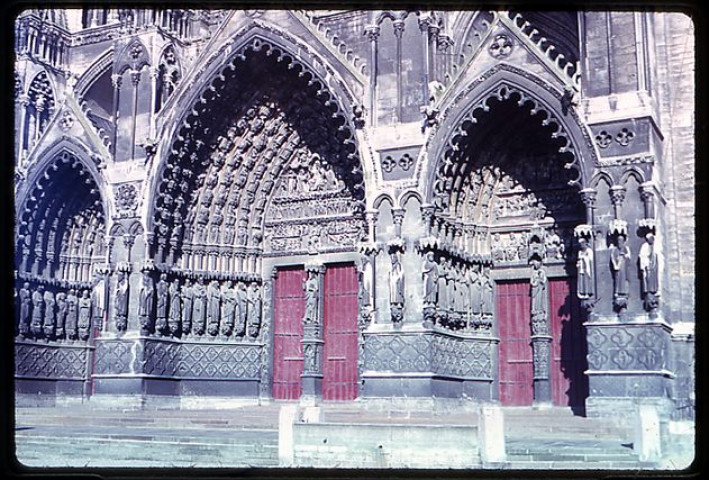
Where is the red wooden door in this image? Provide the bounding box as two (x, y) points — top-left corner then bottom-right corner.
(272, 267), (306, 400)
(322, 263), (359, 401)
(498, 280), (534, 406)
(549, 278), (588, 408)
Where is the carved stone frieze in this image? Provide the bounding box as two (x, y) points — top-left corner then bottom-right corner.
(15, 341), (89, 379)
(585, 324), (669, 372)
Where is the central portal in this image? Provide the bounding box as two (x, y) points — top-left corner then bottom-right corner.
(272, 263), (359, 401)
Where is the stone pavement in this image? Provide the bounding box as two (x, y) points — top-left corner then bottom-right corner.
(13, 402), (695, 471)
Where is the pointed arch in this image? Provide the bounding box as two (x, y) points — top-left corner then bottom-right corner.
(114, 37), (150, 75)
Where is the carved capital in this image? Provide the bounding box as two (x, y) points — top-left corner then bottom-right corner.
(393, 20), (405, 38)
(609, 185), (626, 206)
(579, 188), (597, 208)
(364, 25), (380, 41)
(111, 73), (123, 89)
(392, 208), (405, 226)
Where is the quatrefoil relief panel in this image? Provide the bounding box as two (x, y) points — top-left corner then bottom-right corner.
(378, 147), (420, 181)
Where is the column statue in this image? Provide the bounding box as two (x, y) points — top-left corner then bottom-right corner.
(247, 281), (262, 338)
(55, 291), (67, 339)
(610, 234), (631, 314)
(421, 251), (439, 305)
(78, 289), (92, 341)
(43, 289), (56, 338)
(65, 288), (79, 340)
(155, 273), (169, 335)
(191, 277), (207, 336)
(207, 280), (221, 336)
(220, 280), (236, 337)
(576, 237), (594, 299)
(181, 278), (193, 336)
(236, 281), (248, 336)
(19, 282), (32, 338)
(639, 233), (660, 312)
(138, 271), (155, 336)
(168, 279), (181, 337)
(114, 271), (129, 332)
(31, 285), (45, 337)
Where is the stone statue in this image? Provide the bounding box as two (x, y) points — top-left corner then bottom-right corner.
(65, 289), (78, 340)
(220, 280), (236, 337)
(138, 272), (155, 336)
(437, 258), (449, 320)
(181, 279), (193, 336)
(114, 271), (129, 332)
(545, 230), (565, 260)
(481, 267), (494, 317)
(234, 282), (248, 336)
(530, 259), (548, 317)
(576, 237), (594, 299)
(361, 256), (373, 309)
(639, 233), (659, 311)
(469, 264), (482, 317)
(54, 291), (67, 338)
(389, 252), (405, 304)
(168, 279), (181, 337)
(78, 289), (92, 341)
(31, 285), (45, 337)
(422, 252), (439, 305)
(19, 282), (31, 337)
(207, 280), (221, 336)
(247, 282), (261, 338)
(155, 273), (169, 336)
(43, 289), (56, 338)
(610, 234), (632, 310)
(192, 277), (207, 336)
(303, 271), (319, 326)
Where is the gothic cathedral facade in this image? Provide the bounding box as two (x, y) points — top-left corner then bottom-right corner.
(13, 9), (695, 418)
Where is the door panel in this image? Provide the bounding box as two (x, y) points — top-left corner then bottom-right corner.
(549, 278), (588, 408)
(322, 263), (359, 401)
(498, 280), (533, 406)
(272, 267), (306, 400)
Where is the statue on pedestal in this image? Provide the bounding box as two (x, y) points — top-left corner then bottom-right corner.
(610, 234), (631, 315)
(181, 279), (193, 336)
(576, 237), (594, 299)
(639, 233), (660, 313)
(191, 277), (207, 336)
(168, 279), (181, 337)
(207, 280), (221, 336)
(78, 289), (92, 341)
(19, 282), (31, 338)
(138, 272), (155, 336)
(114, 271), (129, 333)
(155, 273), (169, 336)
(31, 285), (45, 337)
(220, 280), (236, 337)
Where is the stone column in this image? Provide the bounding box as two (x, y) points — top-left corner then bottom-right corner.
(391, 208), (405, 238)
(110, 73), (122, 157)
(609, 185), (626, 220)
(364, 25), (380, 125)
(393, 19), (405, 122)
(301, 262), (324, 405)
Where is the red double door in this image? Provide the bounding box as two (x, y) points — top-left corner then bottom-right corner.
(272, 263), (359, 401)
(498, 278), (588, 407)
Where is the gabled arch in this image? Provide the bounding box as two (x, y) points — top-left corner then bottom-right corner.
(114, 37), (150, 75)
(421, 64), (598, 208)
(589, 170), (613, 190)
(619, 167), (646, 186)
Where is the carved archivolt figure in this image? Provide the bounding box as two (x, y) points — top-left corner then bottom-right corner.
(422, 252), (439, 305)
(576, 238), (594, 299)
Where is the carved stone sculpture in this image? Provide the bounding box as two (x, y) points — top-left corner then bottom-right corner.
(469, 264), (482, 317)
(576, 237), (594, 299)
(155, 273), (169, 335)
(247, 282), (261, 338)
(530, 259), (549, 336)
(207, 280), (221, 336)
(639, 233), (660, 313)
(181, 279), (193, 336)
(191, 277), (207, 336)
(610, 234), (631, 314)
(65, 289), (78, 340)
(422, 252), (439, 305)
(235, 281), (248, 336)
(168, 279), (181, 337)
(389, 251), (405, 324)
(78, 289), (92, 341)
(220, 280), (236, 337)
(43, 289), (56, 338)
(138, 272), (155, 336)
(303, 271), (320, 326)
(31, 285), (45, 337)
(55, 291), (67, 339)
(19, 282), (31, 338)
(481, 267), (494, 318)
(114, 271), (129, 332)
(437, 258), (449, 323)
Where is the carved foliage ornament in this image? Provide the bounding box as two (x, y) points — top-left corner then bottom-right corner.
(114, 183), (140, 217)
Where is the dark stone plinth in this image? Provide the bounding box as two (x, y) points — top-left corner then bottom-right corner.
(533, 378), (551, 404)
(362, 374), (493, 400)
(301, 374), (323, 401)
(584, 318), (674, 418)
(181, 379), (260, 397)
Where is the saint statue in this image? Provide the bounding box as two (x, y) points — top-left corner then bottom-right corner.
(191, 277), (207, 336)
(207, 280), (221, 336)
(530, 259), (548, 317)
(168, 279), (181, 337)
(469, 264), (482, 317)
(422, 252), (439, 305)
(114, 271), (129, 332)
(480, 267), (495, 317)
(639, 233), (660, 310)
(220, 280), (236, 337)
(247, 282), (262, 338)
(610, 234), (632, 301)
(31, 285), (45, 337)
(138, 272), (155, 335)
(389, 252), (405, 305)
(304, 271), (320, 325)
(155, 273), (169, 335)
(65, 289), (78, 340)
(181, 279), (193, 336)
(43, 289), (56, 338)
(235, 282), (248, 336)
(576, 237), (594, 299)
(78, 289), (92, 341)
(19, 282), (31, 337)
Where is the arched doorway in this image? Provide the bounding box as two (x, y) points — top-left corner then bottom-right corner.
(428, 83), (589, 409)
(149, 37), (366, 401)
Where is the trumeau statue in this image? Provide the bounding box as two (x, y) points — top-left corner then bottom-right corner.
(422, 251), (439, 305)
(576, 237), (594, 299)
(303, 270), (320, 326)
(530, 258), (548, 318)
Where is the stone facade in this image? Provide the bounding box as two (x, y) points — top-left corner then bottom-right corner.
(13, 9), (694, 418)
